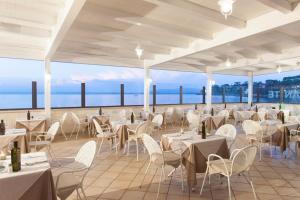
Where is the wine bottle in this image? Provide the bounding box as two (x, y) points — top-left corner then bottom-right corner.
(0, 120), (5, 135)
(152, 106), (155, 113)
(131, 112), (134, 124)
(279, 103), (282, 110)
(11, 141), (21, 172)
(255, 105), (258, 112)
(224, 103), (227, 109)
(211, 108), (214, 116)
(27, 110), (30, 120)
(282, 112), (285, 124)
(99, 107), (102, 115)
(201, 121), (206, 139)
(195, 104), (197, 110)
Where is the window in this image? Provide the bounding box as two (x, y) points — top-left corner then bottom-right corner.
(213, 74), (248, 103)
(0, 58), (44, 109)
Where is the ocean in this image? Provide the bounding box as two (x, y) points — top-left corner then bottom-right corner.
(0, 93), (249, 109)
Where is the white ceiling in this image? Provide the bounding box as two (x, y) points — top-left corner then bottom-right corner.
(1, 0), (300, 76)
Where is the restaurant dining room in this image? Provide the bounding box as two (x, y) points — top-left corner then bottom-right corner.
(2, 0), (300, 200)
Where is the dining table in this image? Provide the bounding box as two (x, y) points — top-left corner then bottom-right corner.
(0, 152), (57, 200)
(111, 120), (143, 149)
(161, 131), (230, 187)
(16, 117), (47, 141)
(0, 128), (29, 153)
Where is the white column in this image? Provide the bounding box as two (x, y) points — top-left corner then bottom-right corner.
(44, 59), (51, 118)
(144, 64), (150, 112)
(206, 71), (212, 109)
(248, 71), (253, 106)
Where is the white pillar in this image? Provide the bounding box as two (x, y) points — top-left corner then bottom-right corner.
(206, 71), (212, 109)
(248, 71), (253, 106)
(144, 64), (150, 112)
(44, 59), (51, 118)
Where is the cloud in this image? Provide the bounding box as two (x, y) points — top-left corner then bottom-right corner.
(70, 68), (144, 82)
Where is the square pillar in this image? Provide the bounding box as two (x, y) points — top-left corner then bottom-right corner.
(44, 59), (51, 118)
(144, 64), (150, 112)
(206, 71), (212, 109)
(248, 72), (253, 106)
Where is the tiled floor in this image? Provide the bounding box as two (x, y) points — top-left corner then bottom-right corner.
(49, 125), (300, 200)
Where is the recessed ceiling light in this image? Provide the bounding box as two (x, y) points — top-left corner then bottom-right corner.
(135, 45), (143, 59)
(218, 0), (235, 19)
(225, 58), (232, 67)
(277, 65), (282, 73)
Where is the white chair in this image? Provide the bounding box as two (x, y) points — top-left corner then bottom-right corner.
(217, 110), (230, 121)
(119, 109), (127, 121)
(29, 122), (60, 159)
(127, 121), (151, 160)
(140, 134), (184, 200)
(71, 112), (88, 140)
(165, 107), (175, 127)
(55, 141), (97, 200)
(242, 120), (272, 160)
(60, 112), (70, 140)
(200, 145), (258, 200)
(282, 109), (290, 122)
(186, 111), (200, 131)
(266, 109), (278, 120)
(215, 124), (236, 150)
(289, 115), (300, 156)
(152, 114), (163, 132)
(93, 119), (117, 154)
(257, 110), (266, 122)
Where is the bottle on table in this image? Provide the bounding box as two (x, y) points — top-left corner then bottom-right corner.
(152, 106), (155, 113)
(201, 121), (206, 139)
(27, 110), (31, 120)
(131, 112), (135, 124)
(195, 104), (197, 110)
(281, 112), (285, 124)
(11, 141), (21, 172)
(224, 103), (227, 109)
(0, 120), (5, 135)
(255, 105), (258, 112)
(99, 107), (102, 116)
(211, 108), (214, 116)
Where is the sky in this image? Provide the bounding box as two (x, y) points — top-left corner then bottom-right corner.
(0, 57), (298, 93)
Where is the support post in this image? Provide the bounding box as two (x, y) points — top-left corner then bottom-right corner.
(239, 85), (243, 103)
(153, 85), (156, 106)
(144, 65), (150, 112)
(206, 72), (212, 109)
(32, 81), (37, 109)
(222, 86), (225, 103)
(248, 72), (253, 106)
(202, 86), (206, 104)
(179, 86), (183, 104)
(120, 84), (124, 106)
(81, 82), (85, 108)
(44, 59), (51, 118)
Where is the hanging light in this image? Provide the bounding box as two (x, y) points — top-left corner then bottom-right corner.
(225, 58), (232, 67)
(135, 45), (143, 59)
(277, 65), (282, 73)
(218, 0), (235, 19)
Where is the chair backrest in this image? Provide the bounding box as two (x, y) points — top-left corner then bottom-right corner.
(152, 114), (163, 127)
(142, 134), (163, 164)
(231, 145), (258, 175)
(119, 109), (127, 121)
(93, 119), (104, 136)
(242, 120), (263, 138)
(71, 112), (80, 125)
(257, 111), (266, 121)
(75, 141), (97, 168)
(215, 124), (236, 140)
(267, 110), (278, 120)
(186, 111), (199, 129)
(136, 121), (151, 137)
(47, 122), (60, 142)
(217, 110), (229, 118)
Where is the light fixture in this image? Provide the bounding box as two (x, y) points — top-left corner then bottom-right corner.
(225, 58), (232, 67)
(218, 0), (235, 19)
(135, 45), (143, 59)
(277, 65), (282, 73)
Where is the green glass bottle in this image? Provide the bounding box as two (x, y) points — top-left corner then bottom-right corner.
(131, 112), (135, 124)
(201, 121), (206, 139)
(11, 141), (21, 172)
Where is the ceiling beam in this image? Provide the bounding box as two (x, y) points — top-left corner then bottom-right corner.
(45, 0), (86, 59)
(144, 5), (300, 68)
(115, 17), (213, 40)
(257, 0), (294, 13)
(156, 0), (246, 29)
(255, 65), (300, 75)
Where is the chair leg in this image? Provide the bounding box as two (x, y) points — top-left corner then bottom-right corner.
(76, 188), (82, 200)
(140, 161), (151, 188)
(270, 136), (273, 157)
(180, 164), (184, 192)
(127, 140), (130, 155)
(97, 138), (104, 154)
(136, 140), (139, 161)
(200, 166), (209, 195)
(243, 172), (257, 200)
(80, 186), (88, 200)
(156, 166), (164, 200)
(259, 143), (262, 161)
(227, 176), (232, 200)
